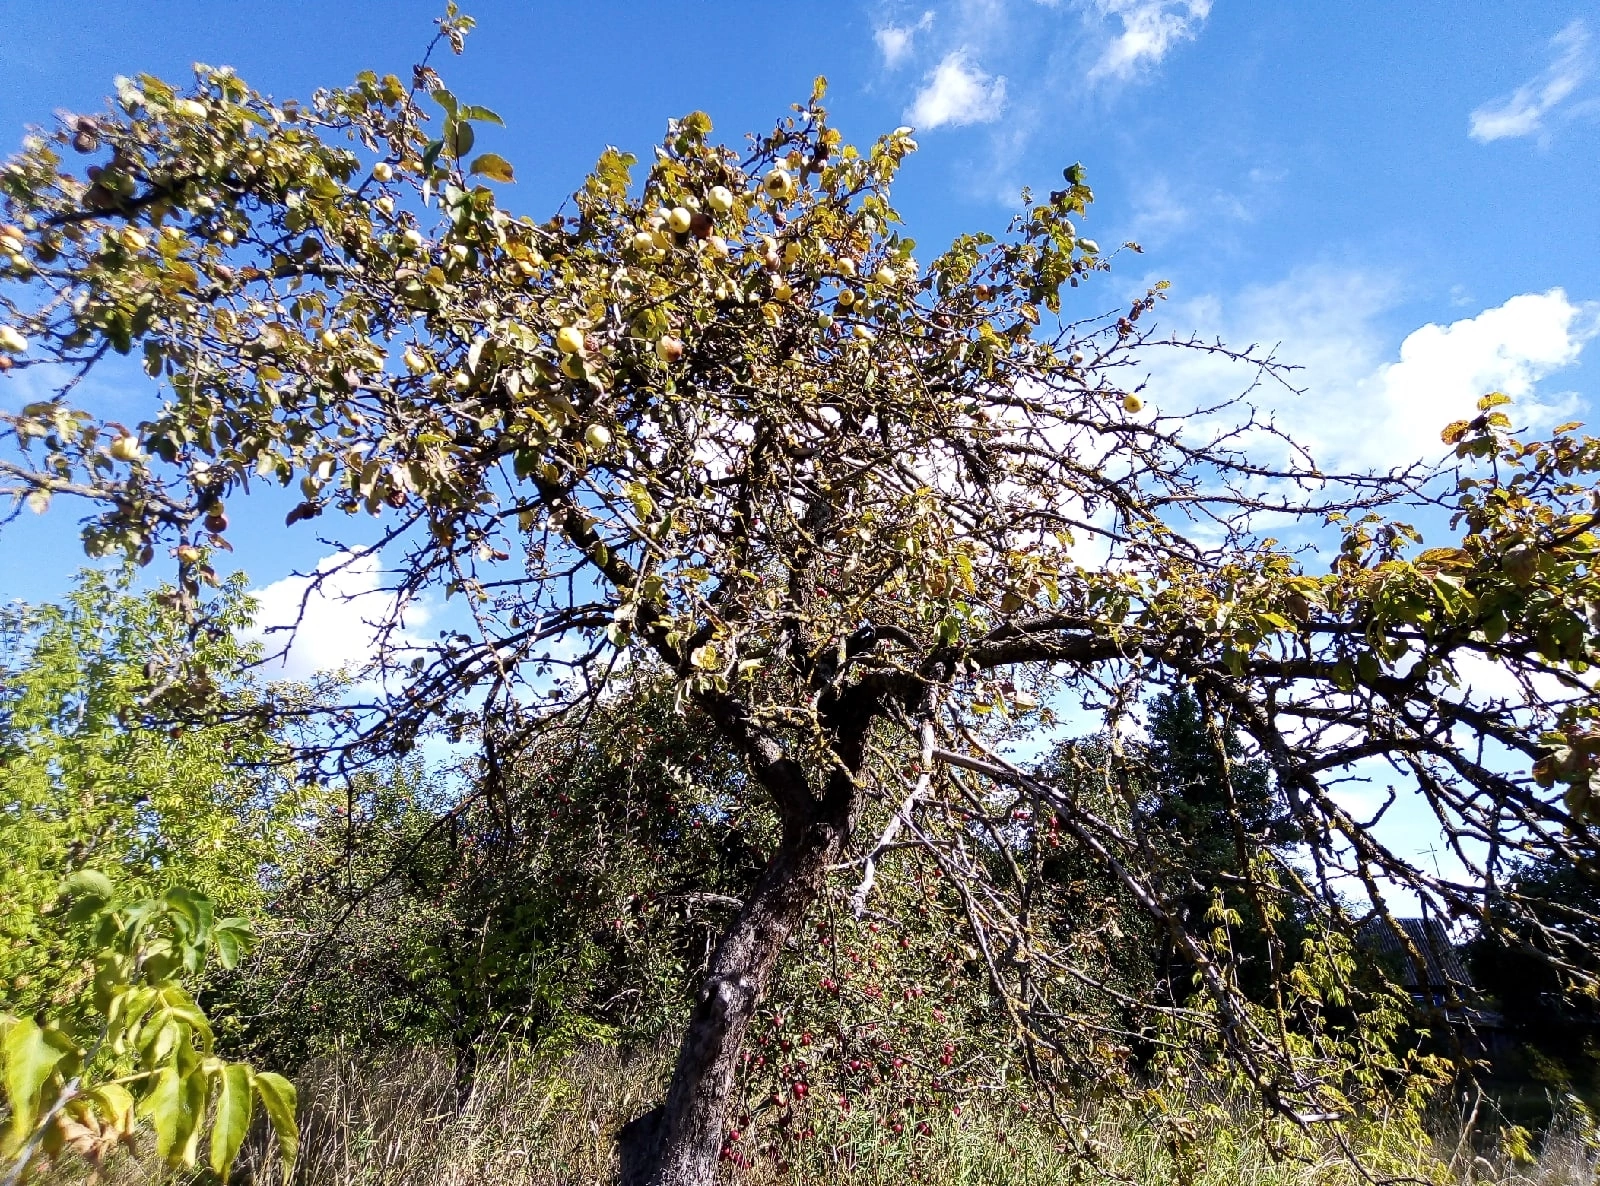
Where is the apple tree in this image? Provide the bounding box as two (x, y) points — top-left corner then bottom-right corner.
(1, 15), (1597, 1183)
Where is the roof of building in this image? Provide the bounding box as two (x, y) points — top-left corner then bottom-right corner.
(1358, 916), (1473, 989)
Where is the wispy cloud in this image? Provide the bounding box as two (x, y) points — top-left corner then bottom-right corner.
(1470, 19), (1591, 143)
(1088, 0), (1212, 82)
(906, 51), (1009, 128)
(876, 10), (935, 68)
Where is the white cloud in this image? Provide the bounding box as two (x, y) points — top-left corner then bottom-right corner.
(876, 11), (934, 68)
(907, 51), (1008, 129)
(1470, 19), (1591, 143)
(1153, 272), (1596, 473)
(246, 551), (427, 681)
(1358, 290), (1592, 466)
(1089, 0), (1212, 82)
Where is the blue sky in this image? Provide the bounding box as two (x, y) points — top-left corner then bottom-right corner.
(0, 1), (1594, 632)
(3, 0), (1598, 666)
(2, 0), (1597, 618)
(1, 0), (1594, 902)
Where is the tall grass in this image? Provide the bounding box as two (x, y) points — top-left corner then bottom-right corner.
(45, 1044), (1600, 1185)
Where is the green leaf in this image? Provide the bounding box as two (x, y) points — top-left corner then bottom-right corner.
(458, 103), (504, 126)
(212, 919), (255, 970)
(468, 153), (515, 183)
(254, 1071), (299, 1176)
(61, 868), (115, 903)
(430, 89), (458, 117)
(164, 885), (214, 938)
(420, 138), (444, 176)
(446, 120), (475, 159)
(142, 1063), (183, 1160)
(210, 1063), (254, 1178)
(61, 868), (115, 920)
(3, 1018), (69, 1149)
(179, 1066), (208, 1168)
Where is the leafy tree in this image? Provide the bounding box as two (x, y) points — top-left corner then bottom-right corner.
(0, 872), (296, 1183)
(222, 678), (768, 1082)
(1, 16), (1597, 1182)
(1140, 687), (1303, 1002)
(1470, 855), (1600, 1096)
(0, 569), (296, 1010)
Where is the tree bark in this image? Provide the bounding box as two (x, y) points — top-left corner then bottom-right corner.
(618, 801), (851, 1185)
(614, 666), (887, 1184)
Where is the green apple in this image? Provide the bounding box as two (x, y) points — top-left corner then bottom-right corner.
(403, 347), (428, 374)
(707, 185), (734, 213)
(667, 206), (693, 234)
(0, 325), (28, 353)
(584, 424), (612, 450)
(372, 162), (394, 182)
(1121, 394), (1143, 414)
(556, 326), (586, 355)
(631, 230), (658, 255)
(763, 167), (795, 199)
(109, 435), (141, 462)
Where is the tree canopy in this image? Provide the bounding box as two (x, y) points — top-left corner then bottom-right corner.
(1, 15), (1597, 1183)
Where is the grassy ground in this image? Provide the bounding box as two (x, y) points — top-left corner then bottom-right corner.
(46, 1044), (1600, 1185)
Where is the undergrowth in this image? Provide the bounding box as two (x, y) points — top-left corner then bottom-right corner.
(38, 1044), (1600, 1185)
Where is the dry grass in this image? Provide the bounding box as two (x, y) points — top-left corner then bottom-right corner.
(42, 1044), (1600, 1185)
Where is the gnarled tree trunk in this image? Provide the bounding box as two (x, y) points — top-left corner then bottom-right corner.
(619, 810), (849, 1184)
(619, 692), (877, 1185)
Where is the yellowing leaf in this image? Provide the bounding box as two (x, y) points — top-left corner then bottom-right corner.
(468, 153), (515, 183)
(1415, 547), (1472, 572)
(253, 1072), (299, 1176)
(3, 1018), (69, 1151)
